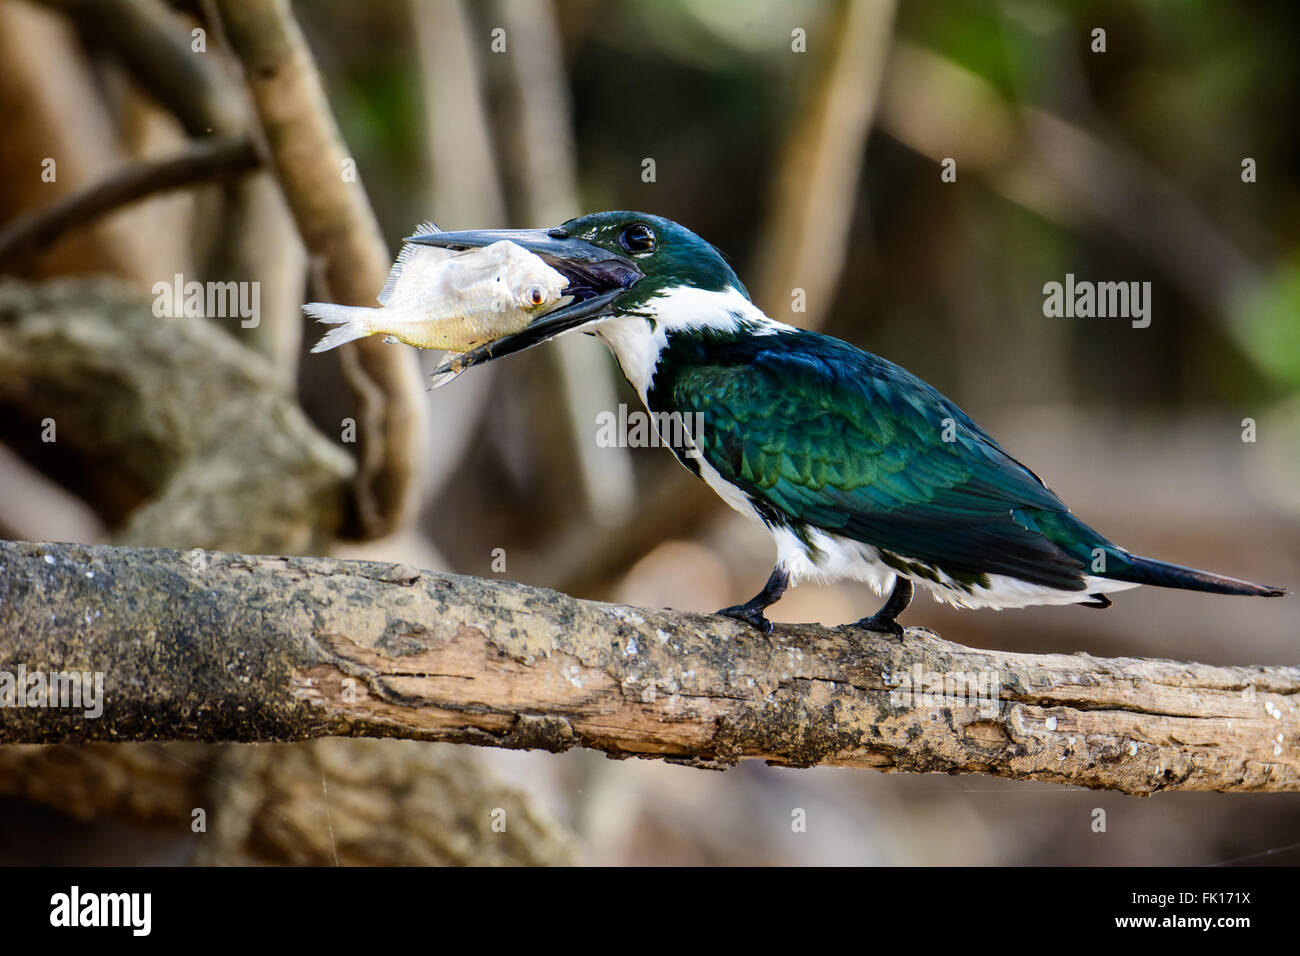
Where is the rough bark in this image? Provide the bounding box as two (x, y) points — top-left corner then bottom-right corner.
(2, 539), (1295, 795)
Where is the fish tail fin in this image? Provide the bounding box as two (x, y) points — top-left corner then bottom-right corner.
(304, 303), (374, 352)
(1104, 553), (1287, 597)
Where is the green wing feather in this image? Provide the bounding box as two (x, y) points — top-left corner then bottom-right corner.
(657, 331), (1112, 591)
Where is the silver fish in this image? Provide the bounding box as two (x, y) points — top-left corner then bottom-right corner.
(305, 221), (571, 356)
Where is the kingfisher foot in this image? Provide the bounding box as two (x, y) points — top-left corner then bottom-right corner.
(715, 565), (789, 635)
(850, 577), (913, 640)
(716, 602), (774, 635)
(850, 612), (905, 639)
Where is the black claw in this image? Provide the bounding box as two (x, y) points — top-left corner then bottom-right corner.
(851, 613), (904, 639)
(716, 565), (788, 636)
(717, 604), (774, 635)
(851, 577), (913, 639)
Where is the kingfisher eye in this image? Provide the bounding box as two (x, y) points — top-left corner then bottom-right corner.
(619, 223), (656, 254)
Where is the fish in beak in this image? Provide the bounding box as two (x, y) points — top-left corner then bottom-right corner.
(405, 226), (643, 387)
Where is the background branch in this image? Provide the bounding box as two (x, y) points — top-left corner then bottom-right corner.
(877, 41), (1264, 325)
(3, 539), (1296, 795)
(39, 0), (246, 137)
(0, 278), (351, 548)
(0, 136), (257, 270)
(0, 739), (576, 865)
(212, 0), (427, 541)
(751, 0), (897, 324)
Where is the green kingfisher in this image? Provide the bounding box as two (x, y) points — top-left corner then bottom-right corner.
(410, 212), (1286, 635)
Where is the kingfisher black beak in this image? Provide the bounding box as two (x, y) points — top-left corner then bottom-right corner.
(405, 226), (642, 386)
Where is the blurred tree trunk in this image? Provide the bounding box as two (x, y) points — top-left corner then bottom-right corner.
(213, 0), (427, 541)
(752, 0), (897, 325)
(0, 0), (191, 284)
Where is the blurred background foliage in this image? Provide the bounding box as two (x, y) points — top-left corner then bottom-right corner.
(0, 0), (1296, 865)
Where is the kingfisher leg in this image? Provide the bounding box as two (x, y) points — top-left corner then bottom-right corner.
(852, 577), (913, 638)
(716, 565), (789, 636)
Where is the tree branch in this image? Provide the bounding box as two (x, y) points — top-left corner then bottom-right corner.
(212, 0), (427, 541)
(0, 739), (577, 865)
(2, 539), (1295, 794)
(751, 0), (897, 324)
(39, 0), (246, 137)
(0, 137), (258, 270)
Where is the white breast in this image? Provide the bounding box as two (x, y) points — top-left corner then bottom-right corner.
(593, 285), (786, 400)
(594, 315), (668, 398)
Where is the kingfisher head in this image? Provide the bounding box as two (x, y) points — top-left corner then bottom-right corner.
(407, 211), (758, 385)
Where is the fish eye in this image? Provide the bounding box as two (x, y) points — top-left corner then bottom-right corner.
(528, 286), (545, 306)
(618, 223), (656, 255)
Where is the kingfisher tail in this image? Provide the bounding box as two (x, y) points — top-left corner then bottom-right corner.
(1104, 553), (1286, 597)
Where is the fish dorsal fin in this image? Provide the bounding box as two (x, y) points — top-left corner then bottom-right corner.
(377, 244), (420, 305)
(378, 221), (442, 305)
